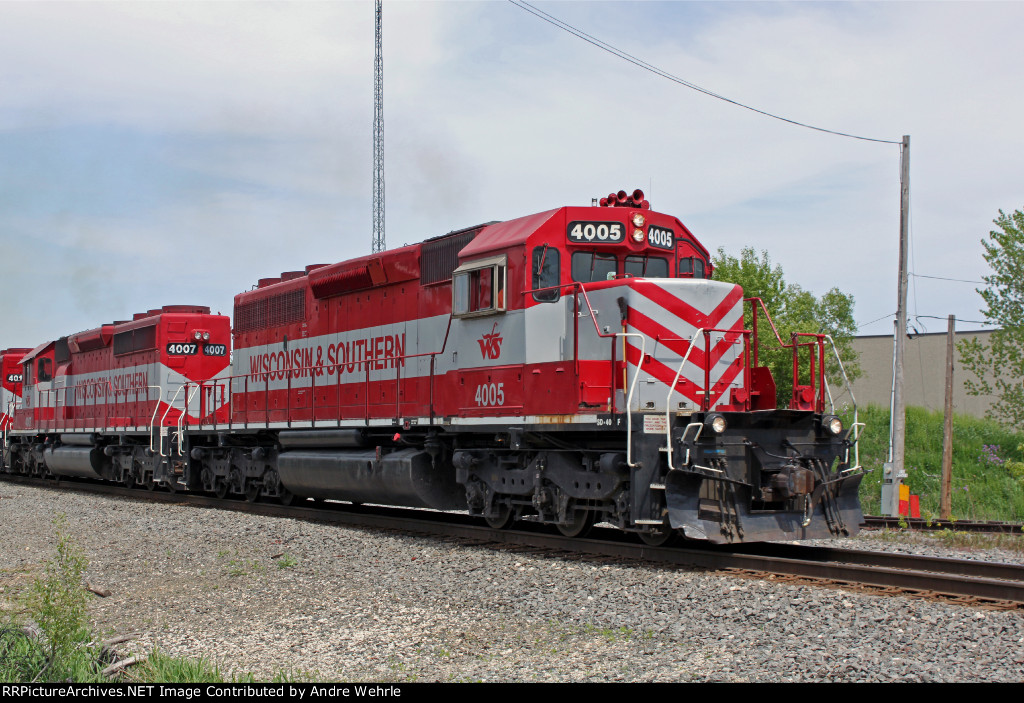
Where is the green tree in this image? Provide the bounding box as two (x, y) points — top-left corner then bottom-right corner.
(712, 247), (861, 408)
(959, 208), (1024, 426)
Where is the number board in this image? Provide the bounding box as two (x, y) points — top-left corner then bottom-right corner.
(166, 343), (199, 356)
(203, 344), (227, 357)
(5, 373), (22, 384)
(567, 221), (624, 244)
(647, 226), (675, 250)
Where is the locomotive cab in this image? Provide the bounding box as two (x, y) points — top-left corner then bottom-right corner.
(0, 347), (31, 468)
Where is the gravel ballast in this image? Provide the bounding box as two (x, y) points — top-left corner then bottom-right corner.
(1, 482), (1022, 682)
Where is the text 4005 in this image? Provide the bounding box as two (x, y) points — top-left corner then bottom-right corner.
(475, 383), (505, 406)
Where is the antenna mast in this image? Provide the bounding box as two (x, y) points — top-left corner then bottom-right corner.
(372, 0), (385, 253)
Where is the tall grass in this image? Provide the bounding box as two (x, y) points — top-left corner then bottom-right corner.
(848, 405), (1024, 521)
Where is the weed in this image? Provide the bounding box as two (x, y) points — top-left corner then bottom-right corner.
(0, 515), (102, 683)
(276, 554), (298, 570)
(135, 650), (228, 683)
(134, 651), (316, 683)
(582, 622), (633, 643)
(222, 553), (265, 578)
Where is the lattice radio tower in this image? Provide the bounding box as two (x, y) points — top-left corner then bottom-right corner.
(371, 0), (385, 253)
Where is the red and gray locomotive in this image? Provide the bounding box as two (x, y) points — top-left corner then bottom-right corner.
(4, 307), (230, 488)
(3, 190), (864, 544)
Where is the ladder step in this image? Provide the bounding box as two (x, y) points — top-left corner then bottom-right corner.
(649, 483), (666, 490)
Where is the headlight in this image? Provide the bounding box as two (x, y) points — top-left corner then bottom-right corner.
(203, 332), (210, 340)
(632, 229), (644, 242)
(704, 413), (727, 434)
(632, 213), (645, 227)
(822, 415), (843, 435)
(193, 331), (202, 340)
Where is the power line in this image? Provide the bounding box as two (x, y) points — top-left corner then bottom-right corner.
(910, 273), (985, 285)
(914, 315), (991, 326)
(509, 0), (902, 145)
(857, 312), (895, 330)
(856, 312), (993, 330)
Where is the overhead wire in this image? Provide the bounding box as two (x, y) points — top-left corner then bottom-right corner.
(508, 0), (902, 145)
(857, 312), (896, 330)
(914, 314), (991, 326)
(910, 273), (986, 285)
(511, 4), (1000, 339)
(857, 312), (993, 330)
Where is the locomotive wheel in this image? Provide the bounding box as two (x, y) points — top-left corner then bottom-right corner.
(638, 526), (676, 547)
(484, 504), (514, 530)
(278, 487), (296, 506)
(214, 479), (229, 500)
(165, 480), (176, 494)
(124, 474), (136, 489)
(145, 476), (156, 491)
(557, 508), (596, 538)
(244, 482), (260, 503)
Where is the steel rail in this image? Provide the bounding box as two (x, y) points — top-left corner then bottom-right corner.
(863, 515), (1024, 535)
(4, 474), (1023, 605)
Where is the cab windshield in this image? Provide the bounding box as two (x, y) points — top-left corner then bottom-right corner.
(571, 252), (670, 283)
(571, 252), (617, 283)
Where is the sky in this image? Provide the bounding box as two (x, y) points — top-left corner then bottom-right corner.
(1, 0), (1021, 347)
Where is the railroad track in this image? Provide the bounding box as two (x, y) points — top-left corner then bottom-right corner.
(4, 474), (1023, 608)
(863, 515), (1024, 534)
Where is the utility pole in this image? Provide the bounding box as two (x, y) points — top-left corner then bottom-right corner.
(884, 135), (910, 516)
(372, 0), (385, 254)
(941, 314), (955, 519)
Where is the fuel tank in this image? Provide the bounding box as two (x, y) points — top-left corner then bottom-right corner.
(277, 448), (466, 510)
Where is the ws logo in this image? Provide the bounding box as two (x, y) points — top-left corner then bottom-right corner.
(477, 323), (503, 360)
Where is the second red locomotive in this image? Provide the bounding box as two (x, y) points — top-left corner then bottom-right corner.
(6, 307), (230, 489)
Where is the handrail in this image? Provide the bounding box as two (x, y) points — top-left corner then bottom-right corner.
(39, 379), (164, 434)
(174, 385), (200, 456)
(155, 384), (193, 456)
(1, 398), (17, 449)
(823, 334), (864, 472)
(746, 297), (832, 412)
(181, 348), (444, 430)
(664, 328), (704, 472)
(571, 281), (647, 467)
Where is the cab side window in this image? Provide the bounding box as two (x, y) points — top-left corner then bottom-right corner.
(37, 358), (52, 383)
(453, 260), (507, 316)
(532, 246), (560, 302)
(679, 257), (707, 279)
